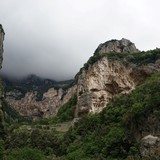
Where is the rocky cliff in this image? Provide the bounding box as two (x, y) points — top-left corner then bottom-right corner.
(75, 38), (160, 116)
(5, 81), (76, 121)
(61, 71), (160, 159)
(0, 25), (5, 137)
(0, 25), (4, 69)
(4, 38), (160, 121)
(95, 38), (139, 54)
(3, 36), (160, 158)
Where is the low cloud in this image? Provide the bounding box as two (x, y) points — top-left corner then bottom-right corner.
(0, 0), (160, 80)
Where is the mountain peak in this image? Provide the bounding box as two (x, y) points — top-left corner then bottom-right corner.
(95, 38), (140, 55)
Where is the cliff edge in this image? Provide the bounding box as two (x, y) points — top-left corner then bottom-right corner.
(0, 24), (5, 137)
(0, 24), (4, 69)
(75, 38), (160, 116)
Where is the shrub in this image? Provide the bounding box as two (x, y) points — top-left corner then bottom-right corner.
(0, 139), (4, 160)
(6, 147), (46, 160)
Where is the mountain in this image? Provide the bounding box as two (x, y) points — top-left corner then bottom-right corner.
(0, 25), (4, 69)
(0, 24), (5, 139)
(4, 38), (160, 122)
(2, 74), (76, 121)
(60, 71), (160, 159)
(55, 39), (160, 159)
(75, 39), (160, 116)
(1, 32), (160, 159)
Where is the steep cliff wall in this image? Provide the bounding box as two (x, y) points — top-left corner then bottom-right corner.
(76, 58), (136, 116)
(62, 71), (160, 159)
(0, 25), (4, 69)
(0, 25), (5, 137)
(95, 38), (139, 54)
(75, 39), (160, 116)
(5, 38), (160, 121)
(5, 85), (77, 121)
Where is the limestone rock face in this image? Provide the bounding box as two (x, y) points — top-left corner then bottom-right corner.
(6, 86), (77, 121)
(75, 39), (160, 117)
(75, 58), (157, 116)
(0, 24), (4, 69)
(0, 25), (4, 136)
(140, 135), (160, 157)
(5, 38), (160, 120)
(95, 38), (139, 55)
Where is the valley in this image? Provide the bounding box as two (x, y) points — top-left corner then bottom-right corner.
(0, 24), (160, 159)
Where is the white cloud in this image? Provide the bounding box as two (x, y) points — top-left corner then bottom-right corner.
(0, 0), (160, 80)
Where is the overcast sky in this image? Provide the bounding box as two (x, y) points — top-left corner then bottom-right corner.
(0, 0), (160, 80)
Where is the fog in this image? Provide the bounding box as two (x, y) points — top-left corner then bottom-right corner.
(0, 0), (160, 80)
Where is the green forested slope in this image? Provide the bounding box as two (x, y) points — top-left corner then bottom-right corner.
(60, 72), (160, 160)
(2, 49), (160, 159)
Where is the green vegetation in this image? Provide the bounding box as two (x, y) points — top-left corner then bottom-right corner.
(2, 71), (160, 160)
(2, 96), (77, 159)
(5, 72), (159, 159)
(2, 49), (160, 159)
(6, 147), (46, 160)
(36, 95), (77, 125)
(107, 48), (160, 65)
(0, 80), (5, 139)
(5, 126), (60, 155)
(4, 124), (62, 159)
(0, 109), (5, 138)
(2, 100), (29, 123)
(51, 95), (77, 123)
(0, 139), (4, 159)
(59, 72), (160, 159)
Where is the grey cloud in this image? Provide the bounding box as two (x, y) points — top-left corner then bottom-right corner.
(0, 0), (160, 80)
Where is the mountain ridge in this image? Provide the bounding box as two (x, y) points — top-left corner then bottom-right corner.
(1, 29), (160, 159)
(3, 38), (160, 120)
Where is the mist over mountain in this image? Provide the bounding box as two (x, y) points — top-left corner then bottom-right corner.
(1, 0), (160, 80)
(1, 0), (160, 159)
(1, 73), (74, 87)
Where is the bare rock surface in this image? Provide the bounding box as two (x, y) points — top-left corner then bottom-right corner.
(0, 24), (4, 69)
(95, 38), (139, 55)
(140, 135), (160, 157)
(5, 38), (160, 120)
(6, 86), (77, 121)
(75, 39), (160, 116)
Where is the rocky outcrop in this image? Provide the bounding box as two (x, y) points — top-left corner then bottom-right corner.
(140, 135), (160, 157)
(75, 58), (159, 116)
(0, 24), (4, 69)
(76, 58), (134, 116)
(0, 25), (5, 137)
(5, 85), (77, 121)
(5, 38), (160, 120)
(75, 39), (160, 116)
(95, 38), (139, 55)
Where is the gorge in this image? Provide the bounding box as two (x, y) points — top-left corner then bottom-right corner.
(1, 24), (160, 159)
(4, 38), (160, 121)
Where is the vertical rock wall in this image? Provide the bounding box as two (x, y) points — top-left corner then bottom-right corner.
(0, 24), (5, 137)
(0, 25), (4, 69)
